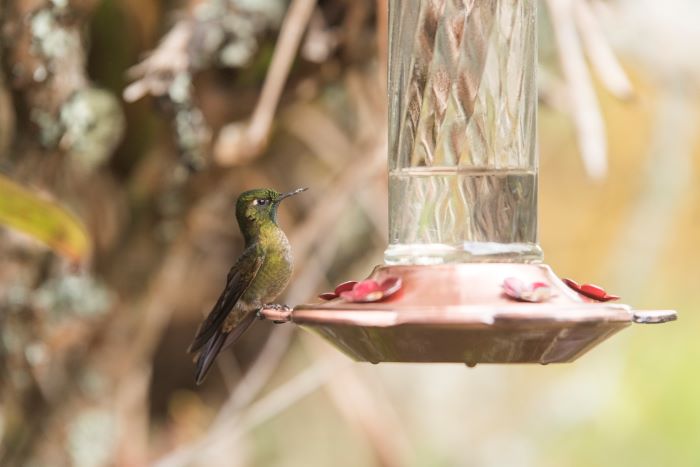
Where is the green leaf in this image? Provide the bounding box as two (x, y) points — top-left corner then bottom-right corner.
(0, 174), (91, 262)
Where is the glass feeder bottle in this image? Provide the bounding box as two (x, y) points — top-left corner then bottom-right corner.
(385, 0), (543, 265)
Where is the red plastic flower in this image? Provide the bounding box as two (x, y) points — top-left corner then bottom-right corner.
(340, 277), (402, 302)
(319, 277), (402, 303)
(562, 278), (619, 302)
(502, 277), (552, 303)
(319, 280), (358, 300)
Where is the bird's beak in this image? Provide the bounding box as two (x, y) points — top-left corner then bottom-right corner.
(276, 187), (308, 202)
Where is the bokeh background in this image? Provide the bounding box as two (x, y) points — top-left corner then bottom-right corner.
(0, 0), (698, 466)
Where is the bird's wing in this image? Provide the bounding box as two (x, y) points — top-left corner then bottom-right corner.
(187, 245), (264, 355)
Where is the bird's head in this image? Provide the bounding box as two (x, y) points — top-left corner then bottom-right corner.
(235, 187), (307, 241)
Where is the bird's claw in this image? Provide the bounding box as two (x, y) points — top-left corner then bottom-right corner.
(257, 304), (292, 323)
(263, 303), (290, 310)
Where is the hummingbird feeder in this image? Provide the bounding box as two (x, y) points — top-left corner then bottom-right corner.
(262, 0), (676, 365)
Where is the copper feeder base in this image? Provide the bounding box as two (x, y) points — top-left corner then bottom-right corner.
(262, 264), (676, 365)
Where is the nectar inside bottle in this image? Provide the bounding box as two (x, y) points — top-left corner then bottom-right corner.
(386, 166), (542, 265)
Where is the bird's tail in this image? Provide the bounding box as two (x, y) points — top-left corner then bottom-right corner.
(193, 311), (257, 385)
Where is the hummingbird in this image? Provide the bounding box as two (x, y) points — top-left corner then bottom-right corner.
(188, 187), (307, 385)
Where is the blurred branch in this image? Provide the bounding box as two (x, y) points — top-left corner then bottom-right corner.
(123, 21), (192, 102)
(0, 56), (15, 156)
(154, 356), (344, 467)
(545, 0), (607, 180)
(282, 102), (387, 239)
(217, 325), (296, 417)
(305, 338), (411, 467)
(214, 0), (318, 165)
(574, 0), (633, 100)
(538, 67), (570, 114)
(124, 0), (286, 168)
(124, 0), (286, 102)
(376, 0), (388, 88)
(288, 72), (387, 261)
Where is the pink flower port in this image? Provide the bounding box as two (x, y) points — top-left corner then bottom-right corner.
(319, 277), (402, 303)
(318, 280), (357, 301)
(502, 277), (552, 303)
(562, 278), (620, 302)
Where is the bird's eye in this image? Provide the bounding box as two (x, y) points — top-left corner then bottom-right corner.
(255, 199), (269, 206)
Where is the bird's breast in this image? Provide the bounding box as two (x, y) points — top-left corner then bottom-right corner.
(243, 232), (293, 306)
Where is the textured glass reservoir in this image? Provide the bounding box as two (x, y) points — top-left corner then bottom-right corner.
(386, 0), (542, 264)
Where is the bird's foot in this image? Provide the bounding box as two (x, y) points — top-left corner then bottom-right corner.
(257, 303), (292, 323)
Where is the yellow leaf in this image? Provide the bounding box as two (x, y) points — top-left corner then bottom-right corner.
(0, 174), (91, 262)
